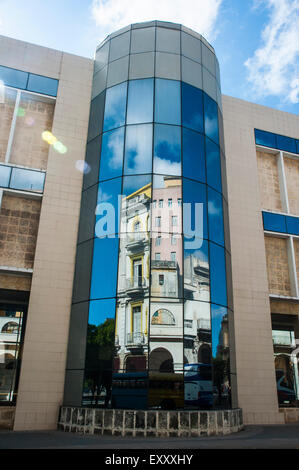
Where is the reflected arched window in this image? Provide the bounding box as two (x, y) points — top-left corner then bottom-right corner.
(2, 322), (19, 334)
(134, 220), (141, 232)
(151, 309), (175, 325)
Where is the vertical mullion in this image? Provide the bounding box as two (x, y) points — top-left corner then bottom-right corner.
(277, 151), (290, 214)
(5, 89), (21, 163)
(288, 236), (299, 298)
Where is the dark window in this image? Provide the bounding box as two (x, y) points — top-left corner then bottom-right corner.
(204, 93), (219, 145)
(182, 82), (204, 134)
(255, 129), (276, 148)
(276, 135), (297, 154)
(263, 212), (287, 233)
(155, 79), (181, 125)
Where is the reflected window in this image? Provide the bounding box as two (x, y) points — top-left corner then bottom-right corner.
(208, 188), (224, 246)
(126, 79), (154, 124)
(103, 82), (127, 132)
(124, 124), (153, 175)
(182, 128), (205, 183)
(99, 127), (124, 180)
(182, 82), (204, 134)
(27, 74), (58, 97)
(211, 304), (230, 409)
(1, 322), (19, 334)
(155, 79), (181, 125)
(154, 124), (181, 176)
(151, 309), (175, 325)
(204, 93), (219, 145)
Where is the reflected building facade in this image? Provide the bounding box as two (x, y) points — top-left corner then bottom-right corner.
(65, 21), (233, 411)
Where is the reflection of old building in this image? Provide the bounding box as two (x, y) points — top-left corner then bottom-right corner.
(114, 183), (151, 373)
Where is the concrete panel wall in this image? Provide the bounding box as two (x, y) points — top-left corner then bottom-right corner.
(222, 95), (299, 424)
(0, 36), (94, 430)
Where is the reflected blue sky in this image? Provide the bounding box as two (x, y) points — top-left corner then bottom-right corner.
(183, 179), (207, 240)
(155, 79), (181, 125)
(95, 177), (121, 236)
(182, 128), (205, 183)
(206, 137), (222, 192)
(204, 93), (219, 145)
(122, 174), (152, 197)
(88, 298), (116, 326)
(124, 124), (153, 175)
(154, 124), (181, 176)
(99, 127), (124, 180)
(182, 82), (204, 133)
(208, 187), (224, 246)
(127, 78), (154, 125)
(90, 237), (119, 299)
(209, 243), (227, 307)
(103, 82), (127, 132)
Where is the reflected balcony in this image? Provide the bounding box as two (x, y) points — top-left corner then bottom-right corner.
(126, 332), (146, 350)
(272, 331), (296, 349)
(125, 277), (147, 296)
(126, 232), (149, 252)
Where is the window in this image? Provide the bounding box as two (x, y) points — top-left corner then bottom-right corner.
(155, 253), (161, 261)
(155, 216), (161, 227)
(103, 81), (127, 132)
(127, 78), (154, 124)
(172, 216), (178, 226)
(151, 308), (175, 325)
(178, 198), (182, 206)
(153, 200), (157, 208)
(171, 234), (177, 245)
(168, 198), (172, 207)
(171, 252), (176, 262)
(155, 236), (161, 246)
(159, 199), (163, 208)
(159, 274), (164, 285)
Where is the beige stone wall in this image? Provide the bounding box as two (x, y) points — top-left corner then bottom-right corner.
(264, 236), (291, 296)
(256, 151), (282, 212)
(221, 95), (299, 425)
(0, 36), (94, 431)
(10, 93), (55, 170)
(270, 298), (299, 315)
(0, 88), (16, 162)
(0, 194), (41, 269)
(0, 273), (31, 291)
(284, 157), (299, 216)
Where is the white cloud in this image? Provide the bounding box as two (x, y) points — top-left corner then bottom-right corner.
(91, 0), (222, 42)
(245, 0), (299, 104)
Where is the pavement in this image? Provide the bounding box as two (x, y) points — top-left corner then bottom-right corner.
(0, 423), (299, 449)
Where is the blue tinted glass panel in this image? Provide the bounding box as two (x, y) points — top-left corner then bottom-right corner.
(209, 243), (227, 307)
(208, 188), (224, 246)
(184, 238), (210, 302)
(90, 237), (119, 299)
(103, 82), (127, 132)
(154, 124), (181, 176)
(155, 79), (181, 125)
(0, 165), (11, 187)
(95, 177), (122, 237)
(84, 298), (116, 406)
(183, 179), (207, 240)
(296, 140), (299, 154)
(182, 128), (205, 183)
(211, 304), (231, 408)
(10, 168), (45, 192)
(263, 212), (286, 233)
(204, 93), (219, 145)
(27, 74), (58, 97)
(126, 79), (154, 124)
(206, 137), (222, 192)
(276, 135), (297, 154)
(255, 129), (276, 148)
(124, 124), (153, 175)
(182, 82), (204, 134)
(0, 65), (28, 89)
(99, 127), (124, 180)
(122, 174), (151, 197)
(286, 216), (299, 236)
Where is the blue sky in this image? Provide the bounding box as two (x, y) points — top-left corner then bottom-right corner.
(0, 0), (298, 114)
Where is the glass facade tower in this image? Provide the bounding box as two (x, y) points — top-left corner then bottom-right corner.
(64, 21), (234, 411)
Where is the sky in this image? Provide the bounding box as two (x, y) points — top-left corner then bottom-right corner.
(0, 0), (298, 114)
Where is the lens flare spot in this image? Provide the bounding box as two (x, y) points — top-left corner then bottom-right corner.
(17, 107), (25, 117)
(25, 116), (35, 126)
(76, 160), (91, 174)
(42, 131), (57, 145)
(53, 141), (67, 154)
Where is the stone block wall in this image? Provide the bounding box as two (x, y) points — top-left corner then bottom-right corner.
(264, 236), (291, 296)
(58, 407), (243, 437)
(284, 157), (299, 215)
(0, 194), (41, 268)
(256, 151), (282, 212)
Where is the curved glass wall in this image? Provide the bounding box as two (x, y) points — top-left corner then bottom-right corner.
(65, 21), (233, 411)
